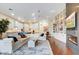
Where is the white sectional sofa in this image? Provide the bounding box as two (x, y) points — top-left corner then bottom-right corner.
(0, 38), (13, 54)
(0, 36), (30, 54)
(0, 32), (46, 54)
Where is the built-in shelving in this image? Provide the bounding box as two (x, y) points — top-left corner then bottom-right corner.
(52, 9), (66, 33)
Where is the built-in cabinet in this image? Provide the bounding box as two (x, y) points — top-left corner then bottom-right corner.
(52, 9), (66, 33)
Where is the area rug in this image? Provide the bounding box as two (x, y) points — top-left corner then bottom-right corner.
(0, 40), (53, 55)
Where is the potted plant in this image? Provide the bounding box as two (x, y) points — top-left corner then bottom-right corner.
(0, 18), (9, 39)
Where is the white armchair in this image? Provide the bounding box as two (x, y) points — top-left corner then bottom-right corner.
(38, 35), (46, 41)
(0, 38), (13, 54)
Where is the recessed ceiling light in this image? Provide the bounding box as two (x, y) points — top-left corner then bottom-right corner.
(11, 13), (15, 16)
(32, 13), (35, 17)
(32, 12), (36, 19)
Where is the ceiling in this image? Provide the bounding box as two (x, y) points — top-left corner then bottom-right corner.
(0, 3), (65, 21)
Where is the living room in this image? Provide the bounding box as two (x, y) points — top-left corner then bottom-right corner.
(0, 3), (67, 55)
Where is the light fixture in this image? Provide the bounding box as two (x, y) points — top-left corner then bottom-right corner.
(11, 13), (15, 16)
(32, 13), (35, 16)
(32, 12), (36, 19)
(9, 8), (15, 16)
(15, 27), (18, 30)
(32, 12), (35, 17)
(9, 8), (13, 11)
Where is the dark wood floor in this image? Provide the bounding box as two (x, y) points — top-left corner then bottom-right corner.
(48, 36), (73, 55)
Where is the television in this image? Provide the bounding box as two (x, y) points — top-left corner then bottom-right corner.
(66, 12), (77, 30)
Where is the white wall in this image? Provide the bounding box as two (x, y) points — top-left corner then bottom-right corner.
(51, 33), (66, 44)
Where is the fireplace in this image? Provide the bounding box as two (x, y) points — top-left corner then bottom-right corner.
(68, 35), (78, 45)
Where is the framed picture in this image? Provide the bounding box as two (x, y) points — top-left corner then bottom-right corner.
(66, 12), (77, 30)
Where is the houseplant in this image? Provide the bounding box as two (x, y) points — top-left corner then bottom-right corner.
(0, 18), (9, 39)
